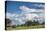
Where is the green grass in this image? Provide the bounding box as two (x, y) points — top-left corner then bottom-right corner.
(6, 25), (45, 30)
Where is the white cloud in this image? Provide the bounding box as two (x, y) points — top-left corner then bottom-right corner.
(6, 12), (26, 25)
(34, 4), (44, 9)
(6, 12), (14, 18)
(25, 13), (39, 21)
(19, 6), (44, 23)
(6, 12), (20, 18)
(6, 5), (44, 25)
(19, 6), (44, 13)
(19, 6), (34, 12)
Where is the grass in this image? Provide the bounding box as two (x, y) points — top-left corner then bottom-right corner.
(6, 25), (45, 30)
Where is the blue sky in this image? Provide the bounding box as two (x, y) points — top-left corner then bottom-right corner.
(6, 1), (45, 25)
(6, 1), (44, 14)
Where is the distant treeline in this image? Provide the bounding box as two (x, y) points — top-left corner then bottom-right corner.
(5, 18), (45, 26)
(5, 18), (45, 30)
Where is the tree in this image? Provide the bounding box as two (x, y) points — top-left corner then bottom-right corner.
(5, 18), (11, 30)
(41, 21), (45, 25)
(25, 21), (32, 26)
(12, 25), (16, 28)
(32, 20), (39, 26)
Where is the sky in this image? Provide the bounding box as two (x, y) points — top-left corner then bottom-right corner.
(6, 0), (44, 3)
(6, 1), (45, 25)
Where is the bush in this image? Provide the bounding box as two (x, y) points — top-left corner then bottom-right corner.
(12, 25), (16, 28)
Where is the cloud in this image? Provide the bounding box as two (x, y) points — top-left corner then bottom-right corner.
(25, 13), (39, 21)
(6, 12), (39, 25)
(6, 12), (26, 25)
(6, 12), (14, 18)
(19, 6), (44, 13)
(19, 6), (44, 23)
(34, 4), (44, 9)
(34, 3), (44, 7)
(6, 6), (44, 25)
(6, 12), (19, 19)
